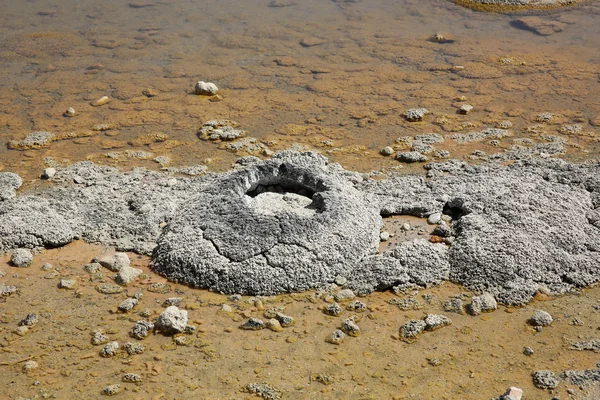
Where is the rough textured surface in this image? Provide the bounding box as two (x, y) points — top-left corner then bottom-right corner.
(457, 0), (584, 10)
(152, 151), (381, 295)
(1, 152), (600, 305)
(0, 172), (22, 201)
(155, 306), (187, 335)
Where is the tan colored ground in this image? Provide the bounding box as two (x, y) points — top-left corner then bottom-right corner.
(1, 0), (600, 399)
(1, 241), (600, 400)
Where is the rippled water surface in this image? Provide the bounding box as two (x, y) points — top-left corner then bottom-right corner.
(1, 0), (599, 178)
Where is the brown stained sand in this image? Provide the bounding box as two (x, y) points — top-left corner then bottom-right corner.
(1, 241), (600, 399)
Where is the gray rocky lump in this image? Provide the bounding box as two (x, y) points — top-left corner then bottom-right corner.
(468, 293), (497, 315)
(400, 319), (427, 340)
(403, 108), (428, 122)
(532, 370), (559, 389)
(528, 310), (553, 326)
(100, 341), (119, 357)
(115, 265), (142, 285)
(155, 306), (187, 335)
(130, 320), (154, 339)
(10, 249), (33, 267)
(395, 151), (428, 163)
(152, 151), (381, 295)
(424, 314), (452, 331)
(19, 313), (38, 327)
(100, 253), (130, 272)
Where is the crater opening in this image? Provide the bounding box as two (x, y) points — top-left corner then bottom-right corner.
(442, 201), (468, 220)
(246, 177), (316, 199)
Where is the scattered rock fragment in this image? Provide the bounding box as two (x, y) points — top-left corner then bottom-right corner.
(130, 320), (154, 339)
(10, 249), (33, 267)
(198, 120), (246, 141)
(99, 253), (130, 272)
(400, 319), (427, 341)
(19, 313), (38, 327)
(497, 387), (523, 400)
(22, 360), (39, 372)
(323, 303), (342, 316)
(424, 314), (452, 331)
(100, 341), (120, 357)
(147, 282), (171, 294)
(102, 384), (122, 396)
(42, 168), (57, 180)
(523, 346), (534, 356)
(528, 310), (553, 327)
(532, 370), (559, 389)
(325, 329), (345, 345)
(395, 151), (428, 163)
(459, 104), (473, 115)
(334, 289), (355, 302)
(14, 326), (28, 336)
(122, 373), (142, 383)
(340, 317), (360, 337)
(118, 298), (139, 312)
(115, 265), (143, 285)
(243, 383), (282, 400)
(58, 279), (76, 289)
(467, 293), (497, 316)
(274, 313), (294, 327)
(91, 332), (110, 345)
(123, 342), (145, 355)
(155, 306), (188, 335)
(96, 284), (124, 295)
(346, 300), (367, 312)
(403, 108), (429, 122)
(240, 317), (266, 330)
(266, 318), (283, 332)
(380, 146), (394, 156)
(91, 96), (110, 107)
(64, 107), (76, 117)
(162, 297), (182, 307)
(194, 81), (218, 95)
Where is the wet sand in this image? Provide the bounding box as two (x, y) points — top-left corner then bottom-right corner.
(2, 0), (600, 399)
(2, 241), (600, 399)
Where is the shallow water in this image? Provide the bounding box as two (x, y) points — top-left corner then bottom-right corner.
(2, 1), (600, 399)
(1, 0), (600, 178)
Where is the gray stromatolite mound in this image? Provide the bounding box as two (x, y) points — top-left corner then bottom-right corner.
(151, 151), (382, 294)
(1, 152), (600, 304)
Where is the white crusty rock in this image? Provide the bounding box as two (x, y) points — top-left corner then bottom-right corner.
(194, 81), (218, 95)
(0, 172), (23, 201)
(99, 253), (130, 272)
(115, 265), (143, 285)
(155, 306), (188, 335)
(10, 249), (33, 267)
(528, 310), (553, 327)
(42, 168), (57, 180)
(403, 108), (429, 122)
(468, 293), (497, 315)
